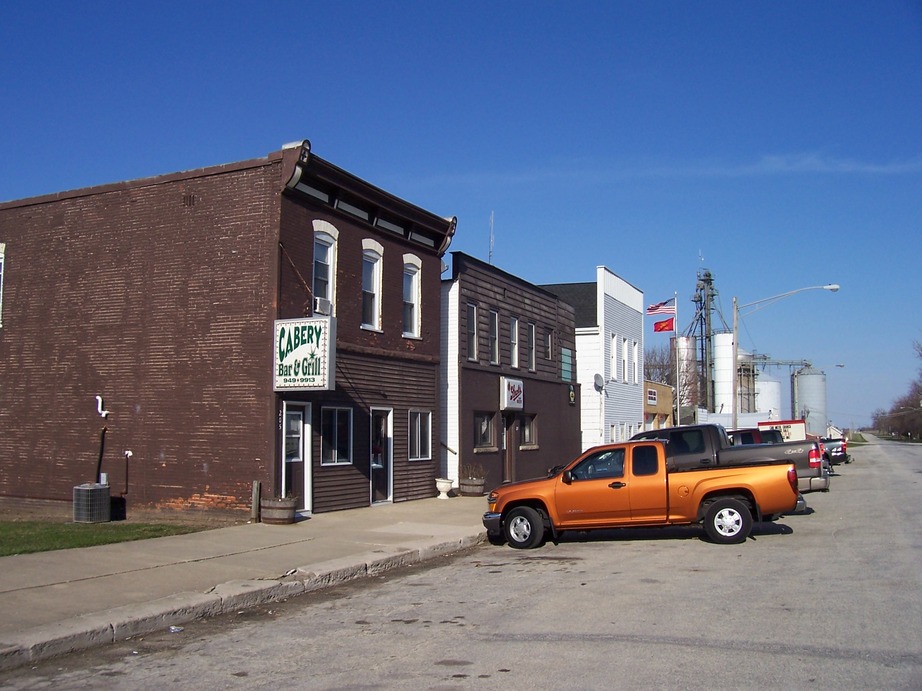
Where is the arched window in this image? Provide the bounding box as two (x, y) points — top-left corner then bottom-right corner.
(361, 239), (383, 330)
(402, 253), (421, 337)
(312, 221), (339, 315)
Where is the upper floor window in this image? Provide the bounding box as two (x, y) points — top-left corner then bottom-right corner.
(561, 347), (574, 382)
(622, 337), (629, 382)
(314, 240), (331, 299)
(610, 333), (617, 381)
(527, 323), (536, 371)
(510, 317), (519, 368)
(632, 340), (639, 384)
(361, 239), (383, 331)
(545, 330), (553, 360)
(466, 303), (478, 361)
(409, 410), (431, 461)
(312, 222), (339, 314)
(402, 254), (422, 338)
(489, 310), (500, 364)
(320, 407), (352, 465)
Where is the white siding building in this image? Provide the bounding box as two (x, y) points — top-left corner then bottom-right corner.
(543, 267), (644, 450)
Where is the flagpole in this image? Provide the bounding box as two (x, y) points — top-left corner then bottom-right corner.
(673, 291), (680, 426)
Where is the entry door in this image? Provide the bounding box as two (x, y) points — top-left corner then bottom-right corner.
(282, 402), (312, 513)
(370, 408), (392, 504)
(503, 413), (517, 482)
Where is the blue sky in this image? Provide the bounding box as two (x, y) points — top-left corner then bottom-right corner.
(2, 1), (920, 427)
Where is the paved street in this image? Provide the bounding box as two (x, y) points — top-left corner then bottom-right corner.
(3, 435), (921, 689)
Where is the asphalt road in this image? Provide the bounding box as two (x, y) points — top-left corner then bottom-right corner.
(4, 435), (921, 690)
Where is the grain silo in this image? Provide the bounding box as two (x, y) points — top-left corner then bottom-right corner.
(792, 366), (827, 436)
(756, 377), (782, 419)
(712, 332), (734, 415)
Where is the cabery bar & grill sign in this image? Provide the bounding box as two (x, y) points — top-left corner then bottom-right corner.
(273, 317), (336, 391)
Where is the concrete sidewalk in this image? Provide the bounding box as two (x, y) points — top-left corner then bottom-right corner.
(0, 496), (487, 672)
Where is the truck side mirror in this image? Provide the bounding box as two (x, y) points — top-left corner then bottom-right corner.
(562, 470), (573, 485)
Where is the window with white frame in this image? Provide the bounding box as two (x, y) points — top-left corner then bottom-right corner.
(633, 340), (639, 384)
(402, 254), (421, 337)
(361, 239), (383, 330)
(489, 310), (500, 364)
(320, 407), (352, 465)
(622, 337), (628, 382)
(312, 221), (338, 312)
(527, 322), (536, 371)
(466, 303), (478, 361)
(545, 331), (553, 360)
(610, 333), (617, 381)
(314, 238), (332, 301)
(408, 410), (431, 461)
(0, 242), (5, 328)
(474, 412), (494, 448)
(510, 317), (519, 368)
(285, 409), (304, 463)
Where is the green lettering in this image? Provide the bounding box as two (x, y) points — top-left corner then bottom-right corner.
(278, 327), (288, 362)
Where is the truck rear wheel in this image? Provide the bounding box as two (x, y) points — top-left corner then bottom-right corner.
(504, 506), (545, 549)
(703, 498), (752, 544)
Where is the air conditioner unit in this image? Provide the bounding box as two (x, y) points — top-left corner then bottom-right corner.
(314, 297), (332, 315)
(73, 482), (111, 523)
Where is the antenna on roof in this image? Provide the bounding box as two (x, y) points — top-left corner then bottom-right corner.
(489, 210), (494, 264)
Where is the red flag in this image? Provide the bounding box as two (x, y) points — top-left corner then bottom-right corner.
(653, 317), (674, 333)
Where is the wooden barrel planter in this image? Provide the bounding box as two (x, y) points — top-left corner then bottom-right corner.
(458, 478), (485, 497)
(260, 496), (298, 524)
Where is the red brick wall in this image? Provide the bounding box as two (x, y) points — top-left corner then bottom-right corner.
(0, 161), (282, 510)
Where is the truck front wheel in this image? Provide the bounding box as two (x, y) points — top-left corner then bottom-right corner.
(703, 498), (752, 544)
(504, 506), (545, 549)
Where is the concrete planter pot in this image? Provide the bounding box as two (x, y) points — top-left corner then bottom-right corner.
(435, 477), (453, 499)
(260, 496), (298, 525)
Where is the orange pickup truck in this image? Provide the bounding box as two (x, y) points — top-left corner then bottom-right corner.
(482, 439), (800, 548)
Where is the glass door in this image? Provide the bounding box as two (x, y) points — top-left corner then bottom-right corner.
(282, 402), (311, 513)
(370, 408), (392, 504)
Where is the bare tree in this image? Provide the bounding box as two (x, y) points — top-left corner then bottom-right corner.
(645, 342), (700, 412)
(644, 343), (672, 384)
(880, 338), (922, 438)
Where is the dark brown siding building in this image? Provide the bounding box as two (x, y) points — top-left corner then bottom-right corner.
(440, 253), (582, 491)
(0, 141), (455, 516)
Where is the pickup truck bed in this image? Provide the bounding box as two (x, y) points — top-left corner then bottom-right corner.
(632, 424), (829, 494)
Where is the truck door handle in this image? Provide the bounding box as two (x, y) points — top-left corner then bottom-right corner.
(608, 481), (626, 489)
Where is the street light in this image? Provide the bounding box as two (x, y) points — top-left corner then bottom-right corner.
(731, 284), (839, 429)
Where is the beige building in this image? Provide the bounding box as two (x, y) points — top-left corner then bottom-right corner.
(643, 380), (674, 430)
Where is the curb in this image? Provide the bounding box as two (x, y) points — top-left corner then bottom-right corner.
(0, 532), (485, 672)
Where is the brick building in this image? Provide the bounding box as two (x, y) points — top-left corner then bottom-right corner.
(0, 141), (455, 515)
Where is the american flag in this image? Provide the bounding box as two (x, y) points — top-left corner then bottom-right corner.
(645, 299), (676, 316)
